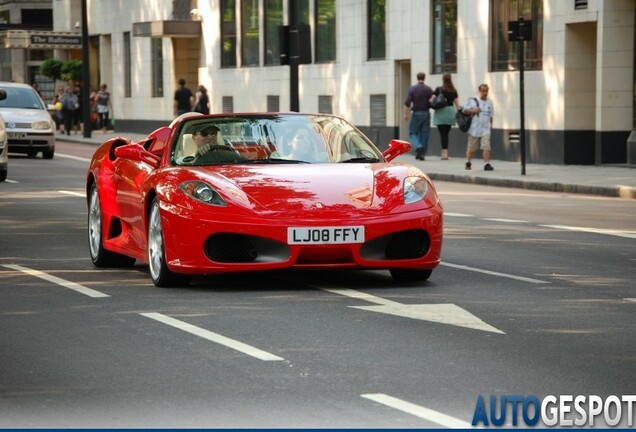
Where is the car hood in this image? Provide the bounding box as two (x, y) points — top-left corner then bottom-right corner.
(0, 108), (51, 126)
(189, 163), (421, 215)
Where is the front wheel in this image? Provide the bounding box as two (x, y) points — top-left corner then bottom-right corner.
(148, 198), (190, 287)
(390, 269), (432, 283)
(88, 183), (136, 268)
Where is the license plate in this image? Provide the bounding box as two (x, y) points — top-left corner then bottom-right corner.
(287, 226), (365, 245)
(8, 132), (27, 138)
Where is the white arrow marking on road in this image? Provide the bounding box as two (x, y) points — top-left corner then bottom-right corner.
(318, 286), (504, 334)
(361, 393), (471, 428)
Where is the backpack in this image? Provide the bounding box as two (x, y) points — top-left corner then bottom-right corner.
(431, 87), (448, 110)
(456, 98), (479, 132)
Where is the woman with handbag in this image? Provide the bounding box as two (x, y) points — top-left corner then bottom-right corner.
(430, 73), (460, 160)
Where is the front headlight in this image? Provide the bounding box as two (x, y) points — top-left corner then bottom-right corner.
(403, 176), (430, 204)
(179, 181), (227, 206)
(32, 121), (51, 130)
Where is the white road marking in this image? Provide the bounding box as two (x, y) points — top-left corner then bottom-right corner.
(482, 217), (528, 223)
(318, 286), (504, 334)
(2, 264), (109, 298)
(56, 153), (91, 163)
(58, 190), (86, 198)
(140, 312), (285, 362)
(440, 262), (550, 284)
(5, 179), (18, 183)
(444, 212), (474, 217)
(361, 393), (471, 428)
(625, 298), (636, 303)
(540, 224), (636, 239)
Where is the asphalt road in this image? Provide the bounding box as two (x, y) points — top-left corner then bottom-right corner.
(1, 143), (635, 428)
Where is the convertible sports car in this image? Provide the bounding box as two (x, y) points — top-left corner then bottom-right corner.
(87, 112), (443, 287)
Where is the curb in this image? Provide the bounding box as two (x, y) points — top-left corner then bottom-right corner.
(428, 173), (636, 199)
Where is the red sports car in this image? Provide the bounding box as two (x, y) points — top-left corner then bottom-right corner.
(87, 113), (443, 287)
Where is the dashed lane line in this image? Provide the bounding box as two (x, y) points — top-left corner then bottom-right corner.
(2, 264), (110, 298)
(540, 224), (636, 240)
(140, 312), (285, 362)
(58, 190), (86, 198)
(361, 393), (471, 428)
(440, 262), (550, 284)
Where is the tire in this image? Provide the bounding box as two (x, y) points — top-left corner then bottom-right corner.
(148, 198), (190, 287)
(390, 268), (432, 283)
(42, 147), (55, 159)
(88, 183), (136, 268)
(0, 168), (6, 182)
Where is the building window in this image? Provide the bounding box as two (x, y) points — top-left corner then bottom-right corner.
(264, 0), (283, 65)
(315, 0), (336, 62)
(123, 32), (131, 98)
(221, 0), (237, 68)
(367, 0), (385, 60)
(370, 94), (386, 126)
(222, 96), (234, 113)
(242, 0), (260, 66)
(432, 0), (457, 73)
(491, 0), (543, 71)
(318, 95), (333, 114)
(267, 95), (280, 111)
(151, 38), (163, 97)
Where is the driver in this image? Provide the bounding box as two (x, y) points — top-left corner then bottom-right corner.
(192, 125), (220, 156)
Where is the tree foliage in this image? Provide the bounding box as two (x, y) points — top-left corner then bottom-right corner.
(39, 58), (64, 80)
(60, 59), (83, 82)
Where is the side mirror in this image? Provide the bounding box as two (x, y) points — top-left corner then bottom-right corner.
(382, 139), (411, 162)
(114, 143), (161, 168)
(0, 89), (6, 101)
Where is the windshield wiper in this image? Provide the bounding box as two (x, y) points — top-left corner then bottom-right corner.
(340, 157), (381, 163)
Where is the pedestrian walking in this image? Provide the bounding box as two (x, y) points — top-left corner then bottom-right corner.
(174, 78), (194, 117)
(52, 85), (66, 133)
(193, 85), (210, 114)
(430, 73), (460, 160)
(61, 83), (80, 135)
(463, 84), (494, 171)
(403, 72), (434, 160)
(96, 83), (113, 133)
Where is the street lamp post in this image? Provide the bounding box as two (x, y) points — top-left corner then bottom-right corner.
(81, 0), (91, 138)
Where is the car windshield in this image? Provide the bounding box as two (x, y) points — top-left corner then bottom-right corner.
(171, 113), (384, 166)
(0, 87), (45, 110)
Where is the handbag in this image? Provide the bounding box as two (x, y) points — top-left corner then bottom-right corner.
(456, 98), (479, 132)
(431, 88), (448, 110)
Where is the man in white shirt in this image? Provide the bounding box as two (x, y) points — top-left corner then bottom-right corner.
(463, 84), (494, 171)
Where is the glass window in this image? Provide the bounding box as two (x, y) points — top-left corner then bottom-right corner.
(151, 38), (163, 97)
(315, 0), (336, 62)
(123, 32), (131, 97)
(432, 0), (457, 73)
(221, 0), (237, 68)
(171, 114), (382, 166)
(264, 0), (283, 65)
(368, 0), (385, 60)
(491, 0), (543, 71)
(242, 0), (260, 66)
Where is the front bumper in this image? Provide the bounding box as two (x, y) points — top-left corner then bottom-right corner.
(159, 203), (444, 275)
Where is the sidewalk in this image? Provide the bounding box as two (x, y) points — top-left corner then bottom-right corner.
(57, 131), (636, 200)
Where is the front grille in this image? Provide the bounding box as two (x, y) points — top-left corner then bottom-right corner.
(204, 233), (290, 263)
(360, 229), (430, 261)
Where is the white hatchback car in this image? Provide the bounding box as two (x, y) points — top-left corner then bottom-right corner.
(0, 82), (55, 159)
(0, 89), (7, 181)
